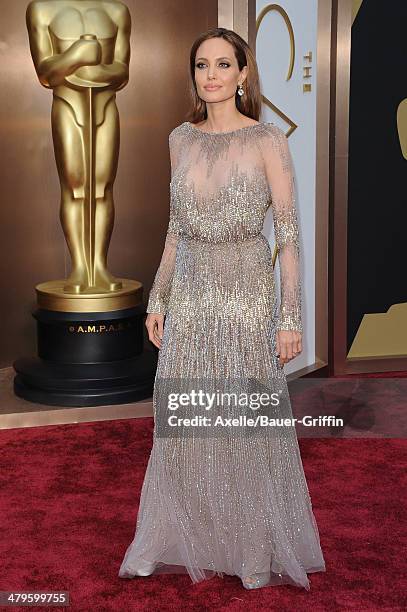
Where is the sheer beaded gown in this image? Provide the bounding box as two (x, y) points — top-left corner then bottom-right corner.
(119, 121), (326, 590)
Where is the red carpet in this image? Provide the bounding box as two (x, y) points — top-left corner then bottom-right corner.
(0, 417), (406, 611)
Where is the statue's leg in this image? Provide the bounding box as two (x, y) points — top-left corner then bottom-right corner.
(93, 95), (122, 291)
(51, 96), (87, 292)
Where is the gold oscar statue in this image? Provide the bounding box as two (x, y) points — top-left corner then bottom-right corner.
(15, 0), (153, 406)
(26, 0), (141, 312)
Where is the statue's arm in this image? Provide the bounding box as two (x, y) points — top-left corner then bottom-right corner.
(74, 4), (131, 90)
(26, 1), (85, 88)
(107, 3), (131, 91)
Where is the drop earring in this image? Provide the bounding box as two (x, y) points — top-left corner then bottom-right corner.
(237, 83), (244, 96)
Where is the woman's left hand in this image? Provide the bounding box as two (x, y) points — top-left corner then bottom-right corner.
(276, 330), (302, 366)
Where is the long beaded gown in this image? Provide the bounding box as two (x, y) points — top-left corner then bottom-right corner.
(119, 121), (326, 590)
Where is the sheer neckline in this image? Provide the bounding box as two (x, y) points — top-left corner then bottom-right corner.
(186, 121), (266, 136)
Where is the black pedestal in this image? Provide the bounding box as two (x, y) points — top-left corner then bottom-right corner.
(13, 305), (158, 407)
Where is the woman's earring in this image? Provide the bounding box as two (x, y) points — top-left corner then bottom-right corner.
(237, 83), (244, 96)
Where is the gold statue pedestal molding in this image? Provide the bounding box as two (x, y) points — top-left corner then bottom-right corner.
(36, 279), (143, 313)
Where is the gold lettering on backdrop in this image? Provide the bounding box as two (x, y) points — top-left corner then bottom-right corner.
(256, 4), (298, 267)
(256, 4), (297, 136)
(256, 4), (295, 80)
(303, 66), (312, 78)
(303, 50), (312, 92)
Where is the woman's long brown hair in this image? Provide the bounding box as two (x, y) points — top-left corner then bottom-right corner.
(186, 27), (262, 124)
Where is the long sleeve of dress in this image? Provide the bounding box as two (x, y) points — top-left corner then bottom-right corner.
(262, 126), (303, 333)
(146, 131), (182, 315)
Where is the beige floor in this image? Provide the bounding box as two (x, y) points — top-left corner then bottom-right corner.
(0, 367), (153, 431)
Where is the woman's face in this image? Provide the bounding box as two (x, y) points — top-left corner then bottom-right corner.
(194, 37), (248, 104)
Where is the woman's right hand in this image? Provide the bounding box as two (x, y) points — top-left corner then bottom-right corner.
(145, 313), (164, 349)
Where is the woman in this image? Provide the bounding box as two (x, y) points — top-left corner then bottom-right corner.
(119, 27), (326, 591)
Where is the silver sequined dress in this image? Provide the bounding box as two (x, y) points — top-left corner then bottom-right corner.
(119, 121), (326, 590)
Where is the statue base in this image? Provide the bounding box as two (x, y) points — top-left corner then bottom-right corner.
(13, 281), (158, 407)
(35, 278), (143, 312)
(13, 351), (157, 407)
